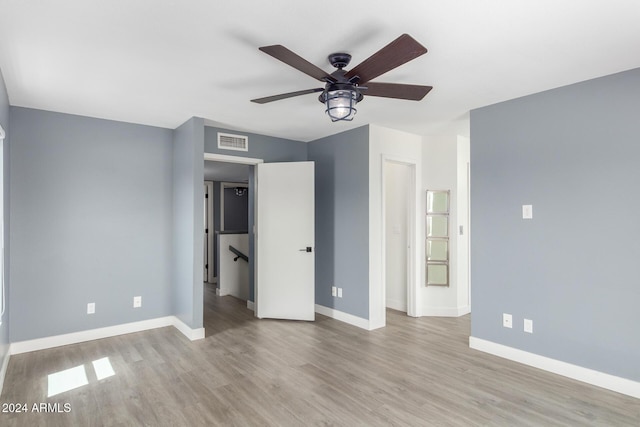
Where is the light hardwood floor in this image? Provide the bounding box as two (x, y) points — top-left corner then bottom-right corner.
(1, 283), (639, 426)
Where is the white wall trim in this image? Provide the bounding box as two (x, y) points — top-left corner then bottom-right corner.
(10, 316), (205, 355)
(172, 317), (206, 341)
(423, 305), (470, 317)
(204, 180), (215, 283)
(204, 153), (263, 165)
(385, 299), (407, 313)
(469, 337), (640, 399)
(315, 304), (373, 330)
(0, 350), (9, 398)
(457, 305), (471, 316)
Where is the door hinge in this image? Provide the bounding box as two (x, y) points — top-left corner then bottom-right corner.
(205, 194), (209, 198)
(206, 228), (208, 233)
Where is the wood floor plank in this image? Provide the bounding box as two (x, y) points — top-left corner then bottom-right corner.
(1, 284), (638, 426)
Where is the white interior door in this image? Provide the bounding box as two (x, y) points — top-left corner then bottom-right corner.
(255, 161), (315, 321)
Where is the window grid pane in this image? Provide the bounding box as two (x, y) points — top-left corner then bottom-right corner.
(426, 190), (449, 287)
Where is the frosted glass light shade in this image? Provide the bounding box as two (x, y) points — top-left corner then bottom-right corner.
(324, 90), (358, 121)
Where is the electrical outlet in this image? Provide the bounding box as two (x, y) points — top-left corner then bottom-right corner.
(87, 303), (95, 314)
(502, 313), (512, 328)
(337, 288), (343, 298)
(133, 296), (142, 308)
(331, 286), (337, 297)
(524, 319), (533, 333)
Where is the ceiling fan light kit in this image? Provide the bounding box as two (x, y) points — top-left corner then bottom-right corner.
(322, 84), (362, 122)
(251, 34), (432, 122)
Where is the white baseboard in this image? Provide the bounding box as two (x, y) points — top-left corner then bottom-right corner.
(247, 300), (255, 311)
(469, 337), (640, 399)
(457, 305), (471, 316)
(0, 348), (10, 398)
(385, 299), (407, 312)
(315, 304), (371, 330)
(172, 317), (205, 341)
(11, 316), (205, 355)
(423, 305), (470, 317)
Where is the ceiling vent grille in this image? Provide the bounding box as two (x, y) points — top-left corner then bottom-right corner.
(218, 132), (248, 152)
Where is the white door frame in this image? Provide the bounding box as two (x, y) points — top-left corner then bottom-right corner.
(381, 155), (419, 322)
(204, 181), (215, 283)
(204, 153), (263, 310)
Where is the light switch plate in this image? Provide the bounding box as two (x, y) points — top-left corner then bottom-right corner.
(331, 286), (337, 297)
(524, 319), (533, 333)
(337, 288), (343, 298)
(522, 204), (533, 219)
(87, 303), (95, 314)
(133, 296), (142, 308)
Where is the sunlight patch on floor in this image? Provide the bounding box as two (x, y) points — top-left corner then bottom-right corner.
(47, 357), (116, 397)
(92, 357), (115, 381)
(47, 365), (88, 397)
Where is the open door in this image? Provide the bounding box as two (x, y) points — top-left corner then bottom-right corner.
(255, 161), (315, 321)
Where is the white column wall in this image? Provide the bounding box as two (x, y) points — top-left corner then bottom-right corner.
(422, 131), (470, 316)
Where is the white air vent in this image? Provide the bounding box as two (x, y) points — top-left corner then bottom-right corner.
(218, 132), (248, 152)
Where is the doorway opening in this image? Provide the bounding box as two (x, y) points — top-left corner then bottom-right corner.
(381, 157), (418, 324)
(203, 154), (260, 313)
(384, 161), (411, 312)
(202, 154), (316, 325)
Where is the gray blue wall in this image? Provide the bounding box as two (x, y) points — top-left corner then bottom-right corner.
(204, 126), (307, 161)
(9, 107), (174, 341)
(172, 117), (204, 329)
(223, 187), (248, 231)
(470, 68), (640, 381)
(0, 69), (10, 371)
(308, 126), (370, 319)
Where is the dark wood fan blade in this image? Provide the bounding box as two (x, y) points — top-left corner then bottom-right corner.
(251, 88), (324, 104)
(360, 82), (432, 100)
(259, 45), (336, 82)
(345, 34), (427, 84)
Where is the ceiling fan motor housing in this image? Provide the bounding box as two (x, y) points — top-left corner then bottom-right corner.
(328, 53), (352, 69)
(318, 82), (363, 104)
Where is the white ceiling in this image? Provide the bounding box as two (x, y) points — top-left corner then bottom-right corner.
(1, 1), (639, 142)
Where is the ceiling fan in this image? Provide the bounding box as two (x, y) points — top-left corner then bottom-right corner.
(251, 34), (433, 122)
